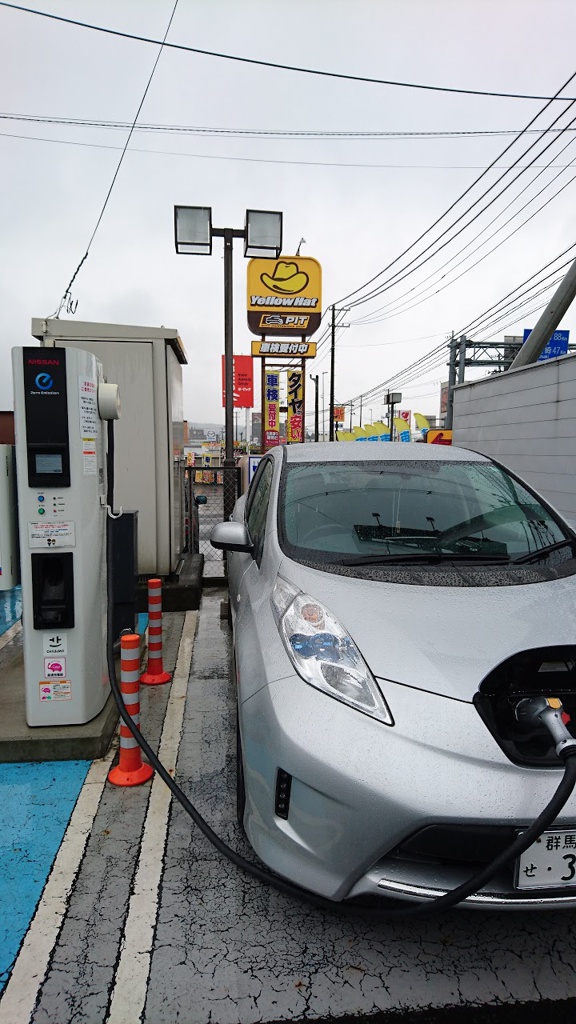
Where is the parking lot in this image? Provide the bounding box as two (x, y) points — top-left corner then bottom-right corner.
(2, 587), (576, 1024)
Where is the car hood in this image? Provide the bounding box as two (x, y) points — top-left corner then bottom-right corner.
(278, 558), (576, 701)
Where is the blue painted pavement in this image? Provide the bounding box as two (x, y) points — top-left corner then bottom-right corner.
(0, 586), (21, 637)
(0, 760), (90, 991)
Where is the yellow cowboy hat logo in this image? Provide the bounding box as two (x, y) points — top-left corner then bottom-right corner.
(260, 261), (309, 295)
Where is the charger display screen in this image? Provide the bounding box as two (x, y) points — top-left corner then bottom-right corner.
(35, 453), (63, 475)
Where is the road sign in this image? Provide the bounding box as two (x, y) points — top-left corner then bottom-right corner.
(523, 328), (569, 361)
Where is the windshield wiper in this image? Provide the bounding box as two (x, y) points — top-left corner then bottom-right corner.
(513, 539), (576, 564)
(339, 552), (511, 566)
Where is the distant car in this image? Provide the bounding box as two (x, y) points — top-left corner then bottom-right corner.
(211, 441), (576, 908)
(185, 474), (207, 554)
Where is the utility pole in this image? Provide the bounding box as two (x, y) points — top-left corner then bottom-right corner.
(328, 305), (349, 442)
(329, 305), (336, 441)
(445, 333), (458, 429)
(509, 251), (576, 369)
(458, 335), (467, 384)
(309, 374), (319, 441)
(321, 372), (327, 440)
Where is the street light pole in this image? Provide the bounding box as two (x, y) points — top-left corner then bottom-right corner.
(174, 206), (282, 522)
(211, 226), (244, 519)
(217, 228), (240, 487)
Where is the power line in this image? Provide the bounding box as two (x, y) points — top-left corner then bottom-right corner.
(336, 70), (576, 308)
(5, 111), (576, 140)
(2, 2), (575, 102)
(349, 145), (576, 326)
(11, 129), (573, 171)
(48, 0), (180, 317)
(344, 240), (576, 415)
(343, 99), (576, 310)
(456, 245), (576, 337)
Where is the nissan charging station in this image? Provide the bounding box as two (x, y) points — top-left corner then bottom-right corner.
(12, 345), (120, 727)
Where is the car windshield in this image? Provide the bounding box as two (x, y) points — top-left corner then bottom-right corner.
(280, 459), (571, 564)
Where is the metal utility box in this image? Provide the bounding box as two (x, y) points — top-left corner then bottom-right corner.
(0, 444), (19, 590)
(32, 318), (187, 576)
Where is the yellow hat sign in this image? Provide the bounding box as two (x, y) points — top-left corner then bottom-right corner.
(247, 256), (322, 338)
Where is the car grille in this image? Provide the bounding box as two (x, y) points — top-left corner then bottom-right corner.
(393, 823), (518, 866)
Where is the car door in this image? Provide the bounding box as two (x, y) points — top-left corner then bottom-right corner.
(227, 455), (274, 617)
(232, 455), (281, 701)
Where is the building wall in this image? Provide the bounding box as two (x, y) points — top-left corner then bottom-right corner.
(452, 353), (576, 523)
(0, 412), (15, 445)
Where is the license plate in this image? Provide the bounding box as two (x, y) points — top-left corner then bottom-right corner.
(515, 829), (576, 889)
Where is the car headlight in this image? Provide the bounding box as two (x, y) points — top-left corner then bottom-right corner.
(272, 577), (394, 725)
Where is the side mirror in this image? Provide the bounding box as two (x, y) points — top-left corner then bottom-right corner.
(210, 521), (253, 553)
(194, 494), (208, 506)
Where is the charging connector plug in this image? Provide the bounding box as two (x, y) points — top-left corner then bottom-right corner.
(515, 696), (576, 760)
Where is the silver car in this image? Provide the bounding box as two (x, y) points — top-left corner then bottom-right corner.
(211, 441), (576, 909)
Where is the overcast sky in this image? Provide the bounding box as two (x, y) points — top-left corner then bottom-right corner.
(2, 0), (576, 430)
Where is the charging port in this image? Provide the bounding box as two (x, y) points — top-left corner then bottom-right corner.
(474, 646), (576, 767)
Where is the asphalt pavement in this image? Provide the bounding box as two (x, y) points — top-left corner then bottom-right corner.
(2, 588), (576, 1024)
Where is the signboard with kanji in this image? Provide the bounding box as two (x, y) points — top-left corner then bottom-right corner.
(523, 328), (569, 361)
(263, 370), (280, 447)
(251, 340), (317, 358)
(286, 370), (303, 443)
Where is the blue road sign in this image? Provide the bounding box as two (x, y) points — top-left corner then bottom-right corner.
(523, 328), (569, 361)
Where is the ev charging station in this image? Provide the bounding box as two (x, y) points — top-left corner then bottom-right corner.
(12, 345), (120, 727)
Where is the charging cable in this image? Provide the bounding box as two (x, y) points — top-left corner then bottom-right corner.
(104, 427), (576, 916)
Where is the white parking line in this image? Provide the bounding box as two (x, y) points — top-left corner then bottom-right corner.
(0, 746), (116, 1024)
(105, 610), (197, 1024)
(0, 620), (22, 652)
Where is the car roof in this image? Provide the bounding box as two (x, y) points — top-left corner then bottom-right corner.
(280, 441), (488, 465)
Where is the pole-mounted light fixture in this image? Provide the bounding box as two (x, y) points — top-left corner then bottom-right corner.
(174, 205), (283, 519)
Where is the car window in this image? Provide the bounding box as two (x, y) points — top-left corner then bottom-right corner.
(246, 458), (274, 564)
(280, 460), (569, 563)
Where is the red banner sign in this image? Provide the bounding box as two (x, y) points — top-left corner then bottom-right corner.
(221, 355), (254, 408)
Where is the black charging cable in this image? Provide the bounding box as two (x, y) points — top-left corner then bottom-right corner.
(104, 424), (576, 917)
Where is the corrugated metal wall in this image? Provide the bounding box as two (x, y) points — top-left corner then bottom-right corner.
(452, 353), (576, 523)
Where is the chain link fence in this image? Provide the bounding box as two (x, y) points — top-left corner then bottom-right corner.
(183, 467), (235, 579)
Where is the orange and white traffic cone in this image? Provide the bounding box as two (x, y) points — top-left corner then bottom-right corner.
(140, 578), (171, 685)
(108, 634), (154, 787)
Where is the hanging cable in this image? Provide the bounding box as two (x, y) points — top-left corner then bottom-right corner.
(350, 138), (576, 326)
(2, 3), (575, 103)
(47, 0), (180, 318)
(343, 101), (576, 311)
(335, 70), (576, 308)
(7, 112), (576, 140)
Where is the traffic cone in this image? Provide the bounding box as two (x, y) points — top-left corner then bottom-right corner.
(108, 634), (154, 787)
(140, 578), (171, 685)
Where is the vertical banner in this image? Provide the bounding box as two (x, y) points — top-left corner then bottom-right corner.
(264, 370), (280, 447)
(221, 354), (254, 408)
(286, 369), (303, 443)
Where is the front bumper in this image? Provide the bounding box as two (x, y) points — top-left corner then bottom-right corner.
(240, 673), (576, 909)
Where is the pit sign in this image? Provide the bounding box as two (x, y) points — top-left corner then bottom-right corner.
(247, 257), (322, 338)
